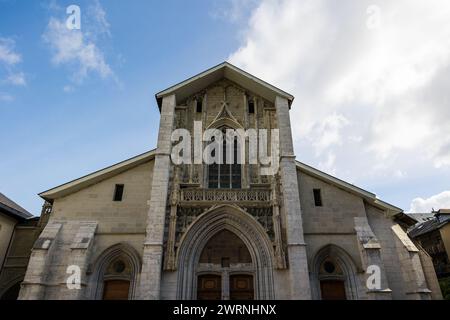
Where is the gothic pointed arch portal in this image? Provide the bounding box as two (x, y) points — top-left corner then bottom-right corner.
(176, 204), (275, 300)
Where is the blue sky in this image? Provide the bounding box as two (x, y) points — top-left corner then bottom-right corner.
(1, 0), (450, 215)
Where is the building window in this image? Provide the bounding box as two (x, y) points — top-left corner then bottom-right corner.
(113, 184), (124, 201)
(248, 100), (255, 114)
(113, 260), (126, 273)
(208, 129), (242, 189)
(196, 99), (203, 113)
(313, 189), (322, 207)
(323, 261), (336, 273)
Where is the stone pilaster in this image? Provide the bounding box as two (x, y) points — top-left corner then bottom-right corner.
(275, 96), (311, 299)
(65, 221), (98, 299)
(19, 221), (62, 300)
(391, 224), (432, 300)
(164, 166), (180, 271)
(139, 94), (176, 299)
(354, 217), (392, 299)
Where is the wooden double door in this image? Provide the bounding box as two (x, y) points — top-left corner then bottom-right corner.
(320, 280), (346, 300)
(102, 280), (130, 300)
(197, 275), (222, 300)
(197, 274), (254, 300)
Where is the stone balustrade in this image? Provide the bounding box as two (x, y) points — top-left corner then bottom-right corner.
(179, 188), (271, 204)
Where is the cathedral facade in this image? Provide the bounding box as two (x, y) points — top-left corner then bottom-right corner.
(17, 62), (441, 300)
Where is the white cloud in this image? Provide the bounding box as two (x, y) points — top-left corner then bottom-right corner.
(63, 85), (75, 93)
(311, 113), (349, 155)
(409, 191), (450, 213)
(0, 38), (21, 65)
(229, 0), (450, 193)
(87, 0), (111, 37)
(5, 72), (26, 86)
(42, 1), (114, 85)
(0, 37), (26, 96)
(0, 92), (14, 102)
(318, 152), (337, 175)
(211, 0), (259, 23)
(394, 170), (406, 179)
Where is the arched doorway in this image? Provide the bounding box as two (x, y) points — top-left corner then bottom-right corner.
(196, 229), (254, 300)
(318, 259), (346, 300)
(90, 243), (141, 300)
(311, 245), (359, 300)
(177, 204), (274, 300)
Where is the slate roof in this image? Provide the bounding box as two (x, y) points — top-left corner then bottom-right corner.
(0, 192), (33, 220)
(407, 213), (435, 224)
(408, 213), (450, 238)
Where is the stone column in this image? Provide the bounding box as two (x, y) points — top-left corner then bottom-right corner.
(275, 96), (311, 299)
(139, 94), (176, 299)
(222, 270), (230, 300)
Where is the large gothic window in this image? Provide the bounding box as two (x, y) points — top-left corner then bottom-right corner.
(208, 128), (242, 189)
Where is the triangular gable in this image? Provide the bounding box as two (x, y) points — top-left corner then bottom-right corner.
(155, 62), (294, 110)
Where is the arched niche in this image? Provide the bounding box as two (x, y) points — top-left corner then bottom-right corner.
(311, 244), (359, 300)
(89, 243), (141, 300)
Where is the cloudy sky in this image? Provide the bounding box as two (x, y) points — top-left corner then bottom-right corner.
(1, 0), (449, 215)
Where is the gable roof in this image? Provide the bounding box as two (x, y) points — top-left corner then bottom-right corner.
(0, 192), (33, 220)
(295, 161), (403, 215)
(39, 149), (156, 202)
(155, 61), (294, 110)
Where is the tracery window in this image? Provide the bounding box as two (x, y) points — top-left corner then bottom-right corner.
(208, 128), (242, 189)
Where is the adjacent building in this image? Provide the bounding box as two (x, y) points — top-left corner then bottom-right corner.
(0, 193), (45, 300)
(409, 209), (450, 278)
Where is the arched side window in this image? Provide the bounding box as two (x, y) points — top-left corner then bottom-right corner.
(90, 243), (141, 300)
(208, 127), (241, 189)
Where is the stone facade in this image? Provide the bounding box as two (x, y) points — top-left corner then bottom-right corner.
(11, 62), (442, 300)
